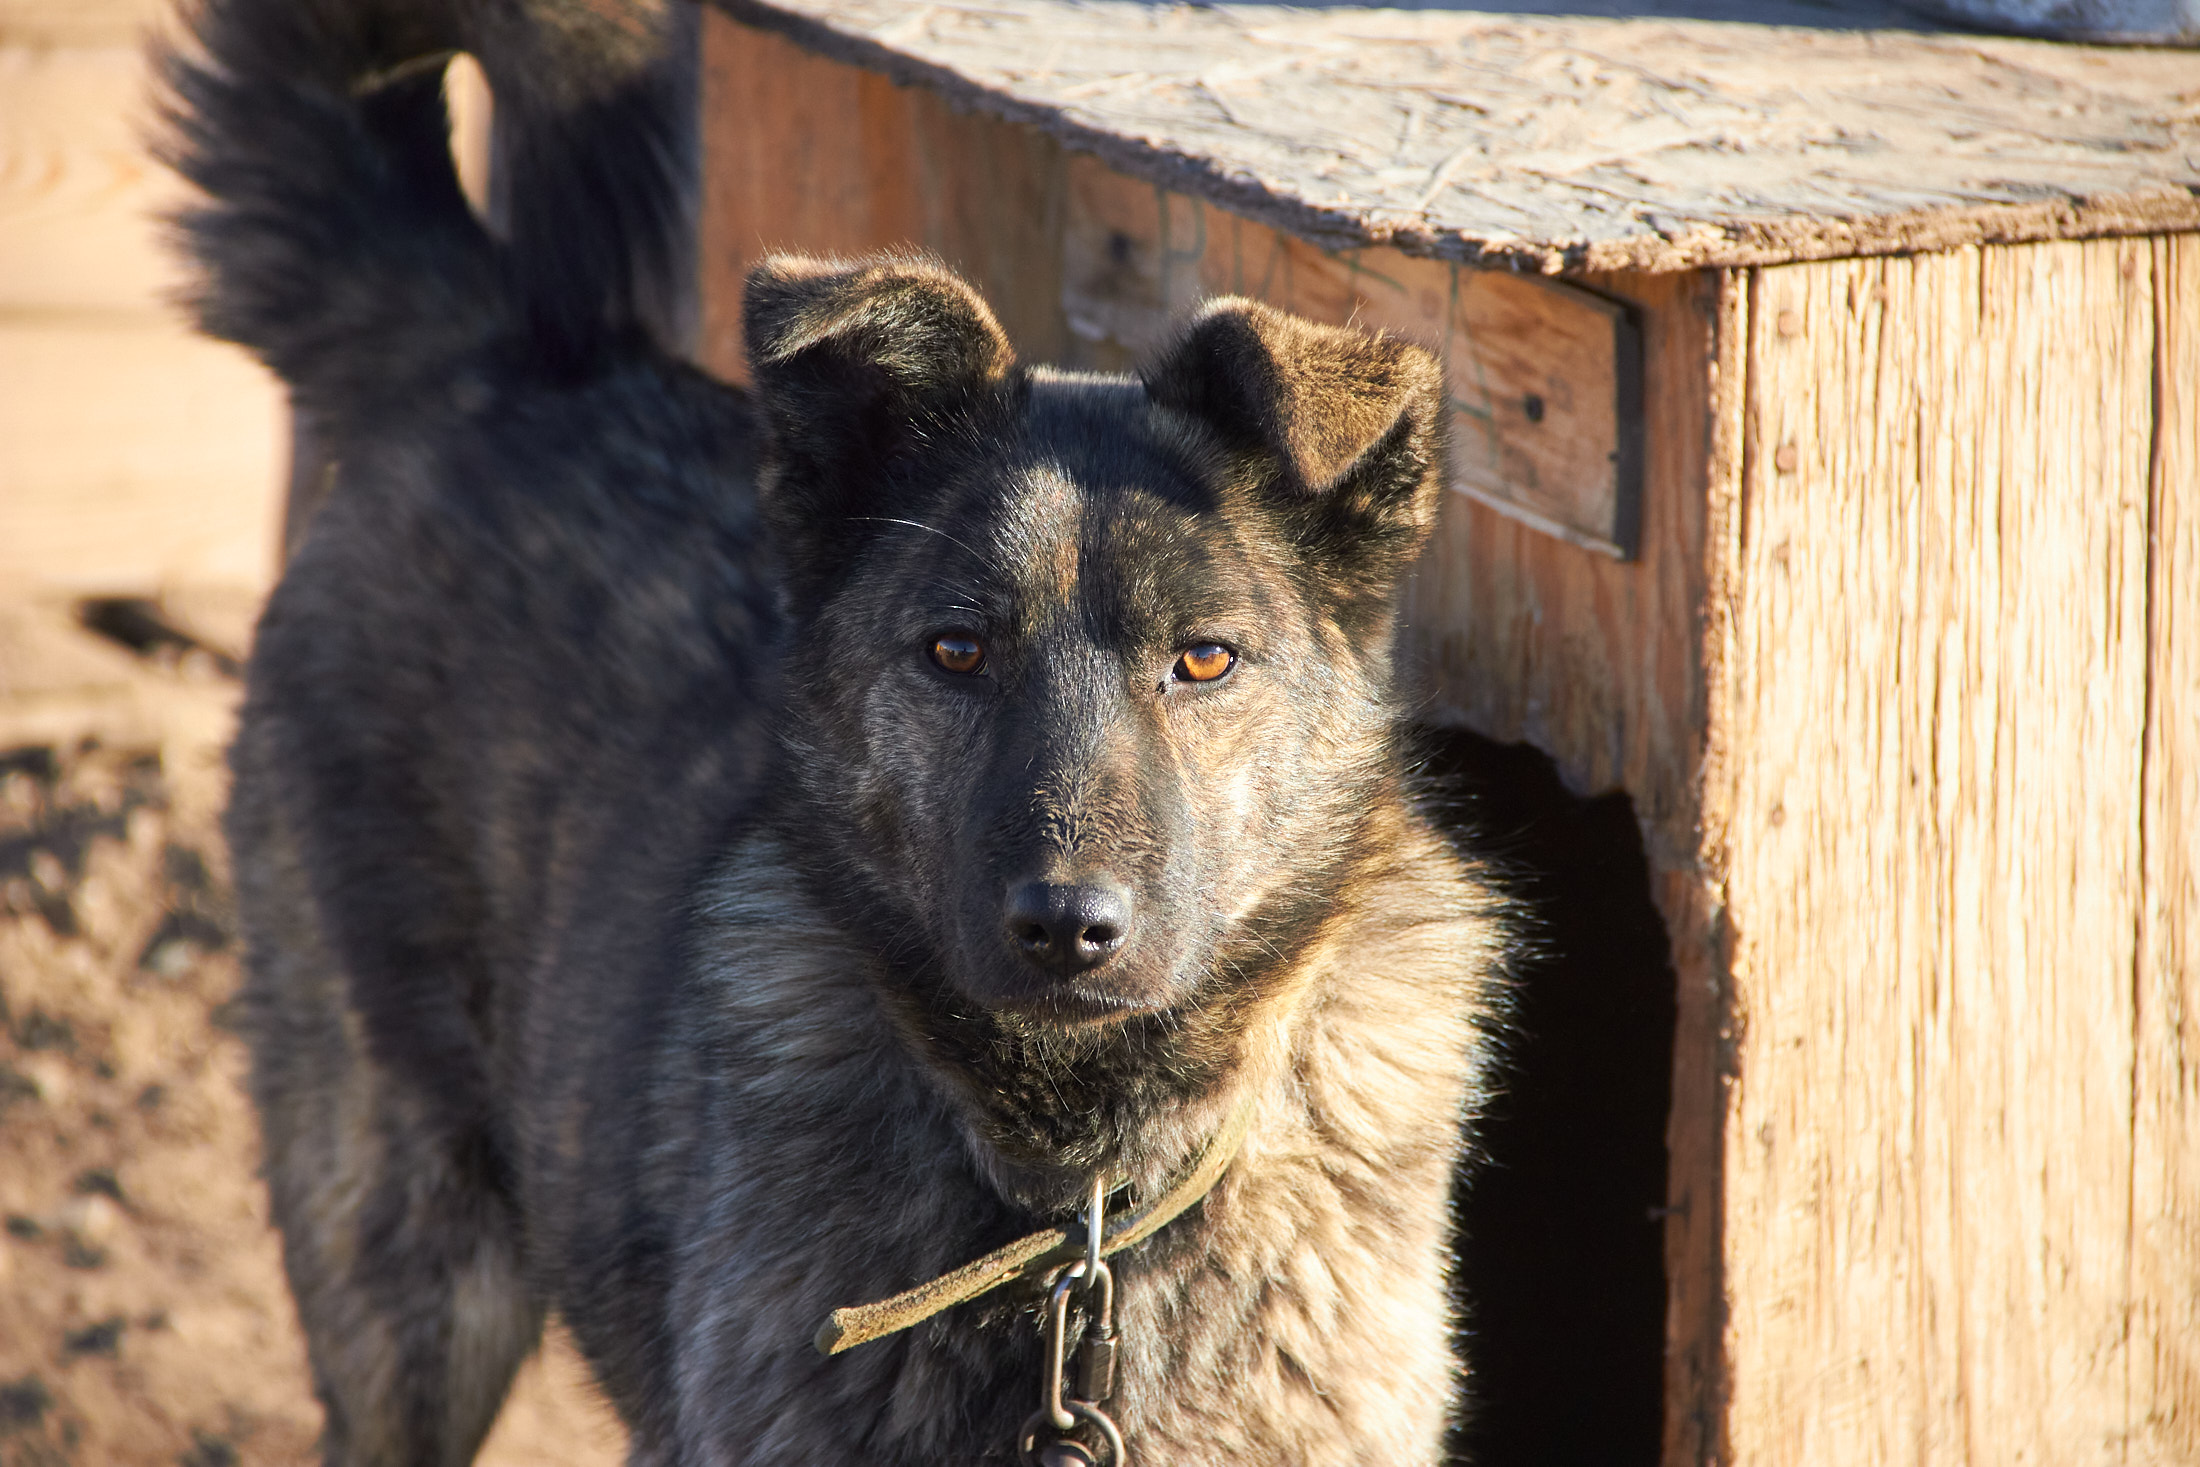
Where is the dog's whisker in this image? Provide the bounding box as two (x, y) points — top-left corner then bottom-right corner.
(848, 516), (1006, 577)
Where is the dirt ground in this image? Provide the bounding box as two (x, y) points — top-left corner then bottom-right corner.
(0, 593), (627, 1467)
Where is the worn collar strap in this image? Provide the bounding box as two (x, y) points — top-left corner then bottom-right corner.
(813, 1090), (1259, 1356)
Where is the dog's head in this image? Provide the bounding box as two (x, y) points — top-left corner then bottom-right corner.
(745, 254), (1445, 1152)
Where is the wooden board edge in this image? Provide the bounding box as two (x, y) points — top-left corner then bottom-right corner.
(1451, 272), (1643, 560)
(1451, 484), (1627, 561)
(1611, 294), (1646, 560)
(2130, 229), (2200, 1465)
(1659, 264), (1747, 1467)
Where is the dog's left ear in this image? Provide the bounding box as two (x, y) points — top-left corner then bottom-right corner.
(744, 253), (1015, 589)
(1143, 298), (1445, 594)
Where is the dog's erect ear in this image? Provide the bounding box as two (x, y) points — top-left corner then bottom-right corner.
(1143, 298), (1446, 601)
(744, 254), (1015, 586)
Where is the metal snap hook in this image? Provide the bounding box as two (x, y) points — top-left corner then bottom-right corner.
(1018, 1400), (1126, 1467)
(1020, 1173), (1128, 1465)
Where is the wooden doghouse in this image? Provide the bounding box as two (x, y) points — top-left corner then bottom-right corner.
(689, 4), (2198, 1461)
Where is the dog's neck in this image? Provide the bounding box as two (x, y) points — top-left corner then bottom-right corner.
(762, 794), (1386, 1214)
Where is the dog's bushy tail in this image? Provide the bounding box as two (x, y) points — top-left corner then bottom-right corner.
(159, 0), (692, 402)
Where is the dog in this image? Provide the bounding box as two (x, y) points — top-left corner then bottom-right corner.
(163, 0), (1513, 1461)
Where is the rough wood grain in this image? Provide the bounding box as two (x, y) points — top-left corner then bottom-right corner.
(711, 0), (2200, 277)
(2130, 231), (2200, 1467)
(1060, 160), (1639, 554)
(1666, 263), (1750, 1467)
(1718, 238), (2164, 1466)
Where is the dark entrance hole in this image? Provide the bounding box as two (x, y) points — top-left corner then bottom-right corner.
(1420, 727), (1676, 1467)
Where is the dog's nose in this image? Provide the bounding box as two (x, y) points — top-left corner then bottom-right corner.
(1005, 881), (1133, 974)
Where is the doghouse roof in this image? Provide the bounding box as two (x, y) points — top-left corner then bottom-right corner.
(714, 0), (2200, 273)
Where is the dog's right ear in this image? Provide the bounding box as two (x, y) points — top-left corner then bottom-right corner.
(744, 254), (1015, 588)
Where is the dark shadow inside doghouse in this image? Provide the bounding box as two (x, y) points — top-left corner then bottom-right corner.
(1418, 727), (1676, 1467)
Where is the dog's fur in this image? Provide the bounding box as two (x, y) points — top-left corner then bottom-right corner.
(163, 1), (1512, 1462)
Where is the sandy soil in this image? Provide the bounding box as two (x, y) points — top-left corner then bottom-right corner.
(0, 594), (627, 1467)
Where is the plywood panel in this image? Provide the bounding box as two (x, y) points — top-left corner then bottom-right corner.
(0, 321), (285, 594)
(696, 9), (1068, 382)
(1059, 162), (1639, 557)
(1719, 240), (2159, 1465)
(2130, 232), (2200, 1467)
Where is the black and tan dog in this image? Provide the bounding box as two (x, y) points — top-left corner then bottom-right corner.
(164, 0), (1512, 1461)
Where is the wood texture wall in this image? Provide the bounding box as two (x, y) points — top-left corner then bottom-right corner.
(697, 18), (1073, 375)
(1710, 236), (2199, 1466)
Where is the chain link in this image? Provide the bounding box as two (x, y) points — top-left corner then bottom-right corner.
(1019, 1175), (1128, 1466)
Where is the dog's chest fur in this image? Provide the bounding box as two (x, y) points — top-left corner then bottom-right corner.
(646, 824), (1498, 1465)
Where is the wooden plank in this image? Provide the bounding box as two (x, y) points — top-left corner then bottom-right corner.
(1718, 239), (2158, 1465)
(1659, 850), (1731, 1467)
(1666, 263), (1751, 1467)
(715, 0), (2200, 276)
(2130, 232), (2200, 1467)
(0, 44), (189, 318)
(698, 9), (923, 376)
(696, 9), (1068, 382)
(1059, 161), (1640, 556)
(0, 0), (166, 47)
(1403, 267), (1702, 817)
(0, 40), (291, 600)
(0, 320), (285, 594)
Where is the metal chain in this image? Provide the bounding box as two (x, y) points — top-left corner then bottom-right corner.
(1018, 1175), (1128, 1467)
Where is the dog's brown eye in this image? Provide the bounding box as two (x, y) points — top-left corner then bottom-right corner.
(1175, 644), (1235, 683)
(930, 636), (986, 675)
